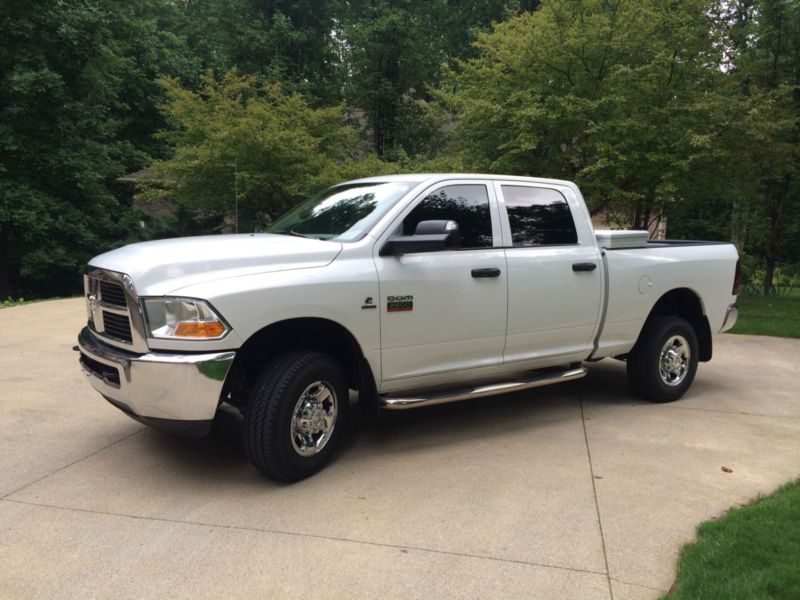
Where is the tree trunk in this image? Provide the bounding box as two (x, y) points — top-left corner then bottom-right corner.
(729, 199), (748, 252)
(373, 98), (384, 157)
(762, 179), (788, 297)
(763, 258), (776, 297)
(261, 0), (275, 25)
(632, 193), (655, 231)
(520, 0), (541, 12)
(0, 225), (9, 301)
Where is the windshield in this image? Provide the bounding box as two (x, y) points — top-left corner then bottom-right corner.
(268, 182), (415, 241)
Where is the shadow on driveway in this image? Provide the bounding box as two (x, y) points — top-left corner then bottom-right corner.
(142, 366), (640, 482)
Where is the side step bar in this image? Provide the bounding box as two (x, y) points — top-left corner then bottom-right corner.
(380, 366), (587, 411)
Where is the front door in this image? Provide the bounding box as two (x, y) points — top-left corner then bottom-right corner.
(374, 182), (507, 384)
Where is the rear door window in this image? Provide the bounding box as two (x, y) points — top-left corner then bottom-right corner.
(502, 186), (578, 247)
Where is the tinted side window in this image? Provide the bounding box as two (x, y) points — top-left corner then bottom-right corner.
(502, 186), (578, 247)
(403, 185), (493, 249)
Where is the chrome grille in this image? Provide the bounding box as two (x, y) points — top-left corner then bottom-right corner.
(101, 311), (133, 342)
(99, 280), (127, 307)
(84, 268), (147, 352)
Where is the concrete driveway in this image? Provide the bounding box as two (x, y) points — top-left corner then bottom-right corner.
(1, 298), (799, 599)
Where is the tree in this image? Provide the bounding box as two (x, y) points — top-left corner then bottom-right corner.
(176, 0), (345, 105)
(107, 0), (200, 160)
(437, 0), (735, 230)
(342, 0), (518, 158)
(0, 0), (149, 299)
(733, 0), (800, 295)
(139, 70), (396, 232)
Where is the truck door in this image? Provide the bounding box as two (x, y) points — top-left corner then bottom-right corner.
(495, 183), (603, 365)
(374, 181), (508, 384)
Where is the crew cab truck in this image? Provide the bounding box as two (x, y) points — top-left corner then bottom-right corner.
(77, 174), (740, 481)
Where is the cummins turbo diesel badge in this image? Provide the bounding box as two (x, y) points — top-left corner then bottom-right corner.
(387, 295), (413, 312)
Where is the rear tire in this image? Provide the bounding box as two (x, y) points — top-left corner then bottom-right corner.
(627, 316), (699, 403)
(243, 351), (348, 482)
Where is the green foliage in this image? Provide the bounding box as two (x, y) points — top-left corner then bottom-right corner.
(665, 479), (800, 598)
(105, 0), (201, 159)
(0, 297), (27, 309)
(1, 0), (798, 302)
(176, 0), (345, 105)
(668, 0), (800, 293)
(0, 0), (153, 299)
(342, 0), (519, 158)
(737, 256), (799, 296)
(437, 0), (737, 228)
(735, 0), (800, 294)
(0, 296), (75, 309)
(139, 71), (396, 232)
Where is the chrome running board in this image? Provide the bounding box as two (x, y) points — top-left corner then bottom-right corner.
(380, 366), (587, 411)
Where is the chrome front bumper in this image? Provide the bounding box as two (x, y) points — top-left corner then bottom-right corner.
(720, 303), (738, 333)
(77, 327), (235, 436)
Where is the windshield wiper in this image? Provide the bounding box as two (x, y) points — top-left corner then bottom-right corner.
(278, 230), (315, 239)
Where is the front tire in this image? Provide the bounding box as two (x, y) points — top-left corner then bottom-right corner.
(627, 316), (699, 403)
(243, 351), (348, 482)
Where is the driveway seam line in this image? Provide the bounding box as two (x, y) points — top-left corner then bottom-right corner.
(1, 428), (144, 499)
(579, 389), (614, 600)
(665, 404), (800, 421)
(608, 577), (665, 593)
(1, 497), (609, 579)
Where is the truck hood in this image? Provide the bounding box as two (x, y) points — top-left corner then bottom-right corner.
(89, 233), (343, 296)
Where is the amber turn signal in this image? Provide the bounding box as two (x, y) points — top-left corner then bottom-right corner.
(174, 321), (226, 338)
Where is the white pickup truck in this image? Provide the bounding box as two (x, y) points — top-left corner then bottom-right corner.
(77, 174), (740, 481)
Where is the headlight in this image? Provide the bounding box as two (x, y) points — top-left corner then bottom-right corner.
(143, 298), (229, 340)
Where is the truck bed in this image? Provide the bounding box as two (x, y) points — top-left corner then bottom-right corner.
(605, 239), (733, 249)
(594, 240), (738, 359)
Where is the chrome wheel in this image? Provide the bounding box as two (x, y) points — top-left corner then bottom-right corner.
(659, 335), (691, 386)
(290, 381), (338, 457)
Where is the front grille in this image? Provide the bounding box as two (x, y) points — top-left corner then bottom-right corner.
(102, 311), (133, 342)
(100, 280), (127, 307)
(86, 270), (142, 349)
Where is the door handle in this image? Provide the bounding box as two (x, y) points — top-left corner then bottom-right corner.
(471, 267), (501, 278)
(572, 262), (597, 272)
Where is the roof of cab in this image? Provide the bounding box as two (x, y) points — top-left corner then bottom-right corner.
(346, 173), (577, 189)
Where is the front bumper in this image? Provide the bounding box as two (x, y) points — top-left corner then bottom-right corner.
(720, 303), (738, 333)
(77, 327), (235, 437)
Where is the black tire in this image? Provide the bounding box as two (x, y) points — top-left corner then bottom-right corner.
(626, 316), (699, 403)
(243, 351), (348, 482)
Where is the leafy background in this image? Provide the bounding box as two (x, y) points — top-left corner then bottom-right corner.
(1, 0), (798, 300)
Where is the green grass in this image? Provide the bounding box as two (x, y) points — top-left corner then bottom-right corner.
(0, 297), (32, 308)
(665, 479), (800, 600)
(729, 289), (800, 339)
(0, 296), (74, 309)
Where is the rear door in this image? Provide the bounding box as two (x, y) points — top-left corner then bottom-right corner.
(496, 182), (603, 364)
(374, 180), (508, 383)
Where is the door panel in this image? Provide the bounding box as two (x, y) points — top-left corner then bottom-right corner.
(497, 184), (603, 363)
(504, 246), (602, 362)
(375, 181), (507, 382)
(377, 249), (508, 380)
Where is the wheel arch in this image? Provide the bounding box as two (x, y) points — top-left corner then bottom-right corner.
(226, 317), (377, 409)
(639, 288), (712, 362)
